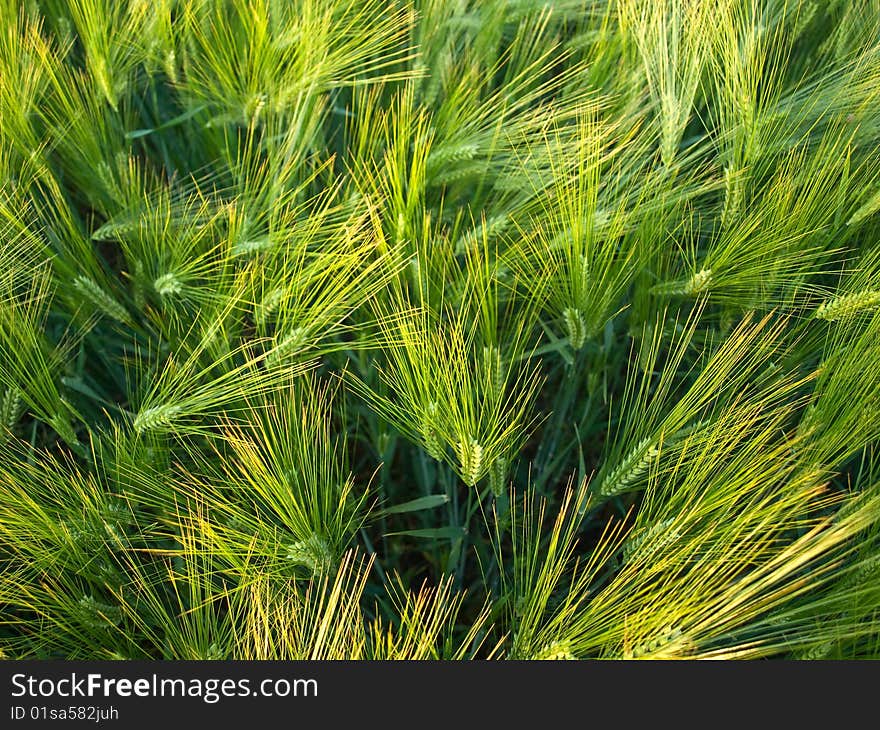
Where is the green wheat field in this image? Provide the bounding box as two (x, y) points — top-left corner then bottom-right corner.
(1, 0), (880, 660)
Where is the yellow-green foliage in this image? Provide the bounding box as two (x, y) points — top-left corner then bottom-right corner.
(1, 0), (880, 660)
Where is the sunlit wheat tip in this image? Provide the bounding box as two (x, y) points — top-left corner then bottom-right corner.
(625, 625), (684, 659)
(428, 141), (479, 166)
(244, 92), (268, 122)
(596, 437), (660, 498)
(132, 260), (146, 310)
(95, 559), (124, 587)
(266, 327), (310, 366)
(456, 437), (484, 486)
(66, 521), (101, 550)
(232, 235), (274, 257)
(683, 269), (713, 296)
(793, 1), (818, 37)
(455, 214), (509, 254)
(422, 66), (443, 108)
(531, 640), (577, 661)
(796, 642), (833, 661)
(842, 555), (880, 590)
(377, 430), (395, 457)
(650, 268), (712, 298)
(669, 419), (706, 444)
(77, 595), (124, 630)
(797, 403), (818, 441)
(91, 218), (141, 242)
(481, 346), (506, 402)
(101, 496), (133, 526)
(420, 402), (445, 461)
(223, 514), (251, 536)
(562, 307), (588, 350)
(95, 161), (118, 192)
(764, 611), (789, 628)
(814, 290), (880, 322)
(133, 403), (184, 433)
(48, 414), (82, 452)
(721, 166), (742, 227)
(395, 211), (407, 244)
(200, 643), (225, 660)
(621, 518), (680, 564)
(847, 188), (880, 226)
(286, 534), (334, 575)
(164, 49), (178, 84)
(73, 275), (131, 323)
(255, 288), (285, 325)
(1, 386), (22, 431)
(432, 161), (486, 186)
(154, 272), (184, 297)
(488, 457), (507, 498)
(855, 555), (880, 582)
